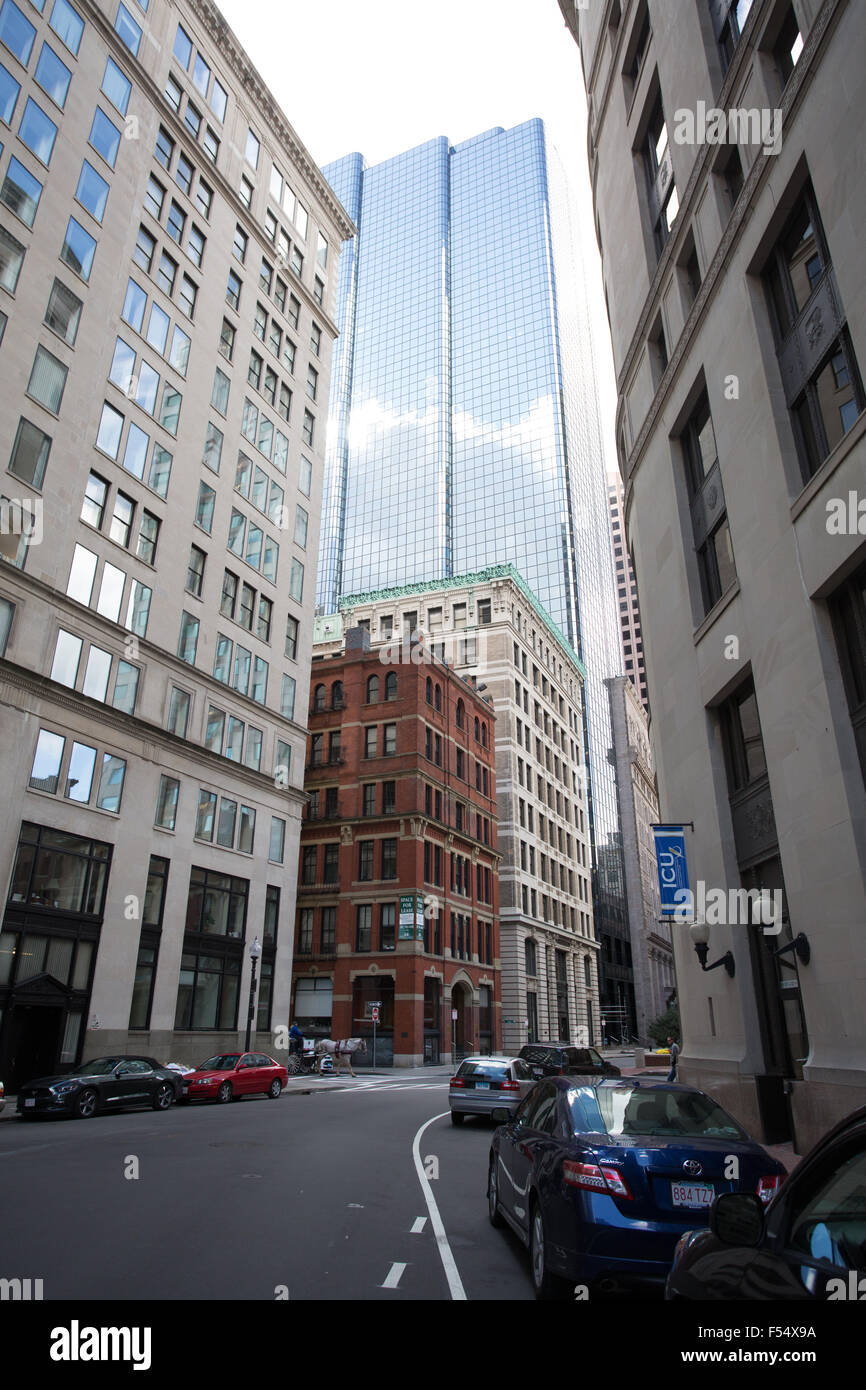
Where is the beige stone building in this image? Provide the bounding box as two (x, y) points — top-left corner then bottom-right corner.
(0, 0), (352, 1086)
(608, 472), (648, 710)
(560, 0), (866, 1149)
(333, 565), (602, 1056)
(606, 674), (675, 1041)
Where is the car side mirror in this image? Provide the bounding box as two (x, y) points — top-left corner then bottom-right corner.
(710, 1192), (765, 1247)
(115, 1066), (130, 1077)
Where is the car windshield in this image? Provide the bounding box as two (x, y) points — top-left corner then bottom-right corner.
(199, 1055), (241, 1070)
(76, 1058), (123, 1076)
(568, 1086), (749, 1140)
(458, 1062), (509, 1080)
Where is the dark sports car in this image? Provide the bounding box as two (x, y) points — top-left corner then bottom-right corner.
(16, 1056), (182, 1118)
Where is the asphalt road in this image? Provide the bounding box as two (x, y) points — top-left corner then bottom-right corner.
(1, 1078), (536, 1301)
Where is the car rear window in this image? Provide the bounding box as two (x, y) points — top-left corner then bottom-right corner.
(458, 1062), (509, 1080)
(520, 1047), (554, 1065)
(568, 1085), (748, 1139)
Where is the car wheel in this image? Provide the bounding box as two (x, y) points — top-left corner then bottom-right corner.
(488, 1158), (504, 1228)
(74, 1089), (98, 1120)
(152, 1083), (173, 1111)
(267, 1079), (282, 1098)
(450, 1111), (465, 1126)
(529, 1200), (569, 1300)
(216, 1082), (232, 1104)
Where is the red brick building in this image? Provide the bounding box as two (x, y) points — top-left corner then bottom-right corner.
(293, 628), (501, 1065)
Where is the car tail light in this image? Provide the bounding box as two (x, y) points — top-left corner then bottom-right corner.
(756, 1174), (783, 1204)
(563, 1160), (633, 1199)
(499, 1080), (520, 1091)
(449, 1078), (465, 1088)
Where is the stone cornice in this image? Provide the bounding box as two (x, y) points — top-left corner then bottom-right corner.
(619, 0), (842, 522)
(186, 0), (355, 241)
(339, 563), (588, 681)
(0, 659), (307, 807)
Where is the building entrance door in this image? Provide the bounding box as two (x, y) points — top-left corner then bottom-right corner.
(5, 1001), (64, 1089)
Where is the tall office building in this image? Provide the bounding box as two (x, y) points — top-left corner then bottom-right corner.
(320, 121), (636, 1034)
(0, 0), (351, 1086)
(561, 0), (866, 1148)
(608, 473), (648, 710)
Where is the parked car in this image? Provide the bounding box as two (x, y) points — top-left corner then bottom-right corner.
(16, 1056), (181, 1119)
(181, 1052), (288, 1104)
(449, 1056), (537, 1125)
(0, 1079), (5, 1113)
(518, 1042), (621, 1080)
(666, 1104), (866, 1300)
(487, 1077), (786, 1299)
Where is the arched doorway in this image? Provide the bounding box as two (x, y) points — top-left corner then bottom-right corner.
(450, 978), (474, 1063)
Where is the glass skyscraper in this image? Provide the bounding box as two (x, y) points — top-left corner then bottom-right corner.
(320, 120), (633, 1029)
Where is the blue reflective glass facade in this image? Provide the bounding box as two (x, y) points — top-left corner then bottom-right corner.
(320, 121), (631, 1018)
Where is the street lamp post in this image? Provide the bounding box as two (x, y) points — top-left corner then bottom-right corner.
(244, 937), (262, 1052)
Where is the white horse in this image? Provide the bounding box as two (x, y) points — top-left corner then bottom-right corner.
(314, 1038), (367, 1077)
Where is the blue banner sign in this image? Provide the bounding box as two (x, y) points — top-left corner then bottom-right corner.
(653, 827), (691, 917)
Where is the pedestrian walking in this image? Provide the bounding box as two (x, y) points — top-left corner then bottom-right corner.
(666, 1035), (680, 1083)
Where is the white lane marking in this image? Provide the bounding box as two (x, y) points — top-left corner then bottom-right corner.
(410, 1217), (427, 1234)
(381, 1262), (407, 1289)
(412, 1112), (467, 1301)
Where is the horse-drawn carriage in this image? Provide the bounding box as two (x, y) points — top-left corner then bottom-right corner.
(285, 1038), (366, 1077)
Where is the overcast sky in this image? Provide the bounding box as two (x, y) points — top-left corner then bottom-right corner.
(217, 0), (617, 467)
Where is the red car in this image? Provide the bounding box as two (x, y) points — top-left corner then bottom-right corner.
(180, 1052), (288, 1104)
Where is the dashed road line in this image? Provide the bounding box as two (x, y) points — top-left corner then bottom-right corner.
(381, 1262), (407, 1289)
(410, 1217), (427, 1234)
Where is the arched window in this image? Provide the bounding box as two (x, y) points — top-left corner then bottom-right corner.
(481, 722), (488, 748)
(313, 684), (326, 712)
(331, 681), (343, 709)
(456, 699), (464, 729)
(425, 677), (433, 705)
(434, 684), (441, 711)
(525, 939), (537, 977)
(385, 672), (397, 701)
(474, 716), (480, 741)
(366, 674), (379, 703)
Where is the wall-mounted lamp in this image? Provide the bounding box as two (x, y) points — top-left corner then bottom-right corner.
(689, 920), (735, 977)
(771, 932), (810, 965)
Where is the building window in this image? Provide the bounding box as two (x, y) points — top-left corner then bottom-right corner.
(719, 680), (767, 793)
(356, 904), (372, 951)
(714, 0), (756, 72)
(763, 183), (863, 483)
(381, 839), (397, 880)
(644, 92), (678, 258)
(358, 841), (373, 881)
(681, 387), (737, 615)
(380, 903), (395, 952)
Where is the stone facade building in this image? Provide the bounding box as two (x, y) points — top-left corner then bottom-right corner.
(608, 472), (648, 710)
(295, 626), (500, 1066)
(335, 565), (602, 1057)
(561, 0), (866, 1149)
(606, 674), (675, 1042)
(0, 0), (351, 1085)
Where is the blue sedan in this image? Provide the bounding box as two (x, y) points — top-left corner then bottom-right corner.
(488, 1076), (787, 1299)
